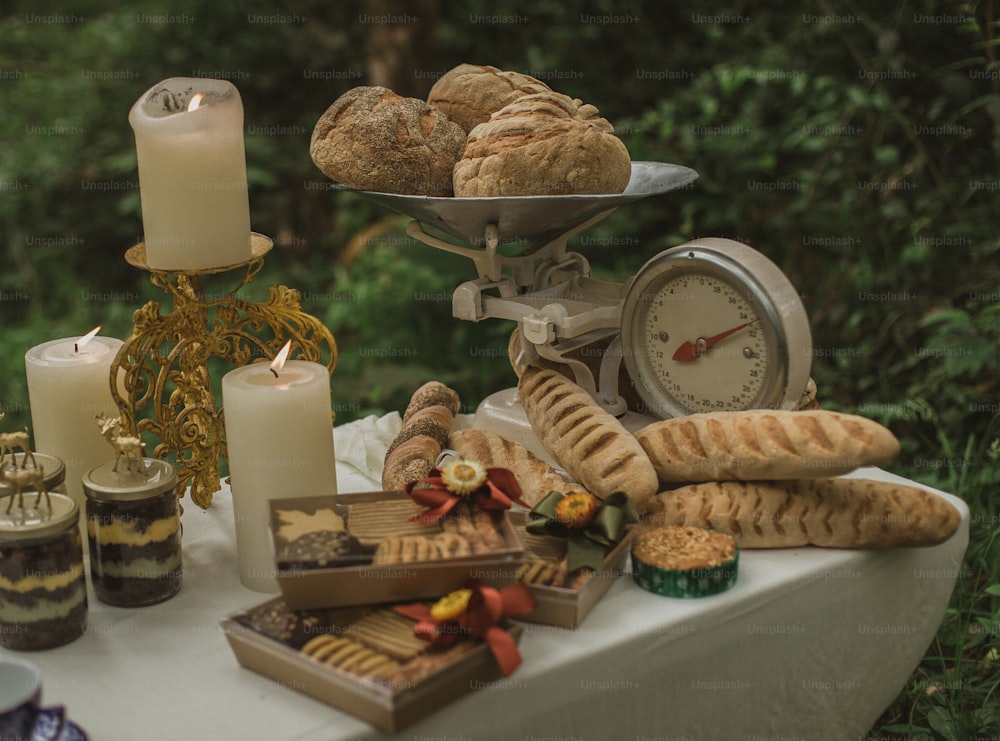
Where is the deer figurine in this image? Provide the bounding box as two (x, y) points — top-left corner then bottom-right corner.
(0, 412), (36, 470)
(0, 464), (49, 514)
(95, 414), (147, 473)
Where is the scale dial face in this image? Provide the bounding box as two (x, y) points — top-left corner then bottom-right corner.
(621, 238), (812, 419)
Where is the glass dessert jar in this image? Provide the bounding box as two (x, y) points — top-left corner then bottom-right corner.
(0, 454), (88, 650)
(82, 458), (182, 607)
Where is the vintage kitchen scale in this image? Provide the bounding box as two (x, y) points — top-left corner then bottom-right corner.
(334, 162), (812, 455)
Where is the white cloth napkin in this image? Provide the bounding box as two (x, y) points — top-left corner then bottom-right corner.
(333, 411), (477, 483)
(332, 412), (402, 481)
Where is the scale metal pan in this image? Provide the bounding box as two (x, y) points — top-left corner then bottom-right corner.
(328, 161), (698, 248)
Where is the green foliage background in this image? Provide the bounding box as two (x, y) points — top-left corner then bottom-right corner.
(1, 1), (998, 737)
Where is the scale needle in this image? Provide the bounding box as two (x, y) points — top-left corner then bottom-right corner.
(672, 321), (754, 362)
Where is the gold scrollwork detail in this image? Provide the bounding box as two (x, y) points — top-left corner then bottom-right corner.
(111, 243), (337, 509)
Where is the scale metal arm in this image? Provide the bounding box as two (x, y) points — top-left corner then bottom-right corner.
(405, 214), (630, 413)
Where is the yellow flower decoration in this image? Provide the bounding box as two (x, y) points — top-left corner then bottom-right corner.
(553, 491), (600, 529)
(440, 459), (488, 495)
(430, 588), (473, 622)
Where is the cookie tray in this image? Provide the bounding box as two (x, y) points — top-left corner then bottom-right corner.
(508, 511), (635, 629)
(221, 596), (524, 733)
(270, 491), (525, 610)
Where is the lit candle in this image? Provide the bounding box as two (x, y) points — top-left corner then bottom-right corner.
(222, 342), (338, 592)
(24, 328), (124, 513)
(128, 77), (251, 271)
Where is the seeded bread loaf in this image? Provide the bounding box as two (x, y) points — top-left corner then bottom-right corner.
(382, 382), (461, 490)
(403, 381), (461, 421)
(310, 86), (466, 196)
(651, 478), (961, 549)
(517, 366), (658, 512)
(427, 64), (552, 133)
(448, 427), (582, 507)
(635, 409), (900, 484)
(453, 90), (631, 197)
(381, 435), (438, 492)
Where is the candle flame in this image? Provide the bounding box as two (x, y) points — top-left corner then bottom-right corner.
(187, 93), (205, 112)
(75, 326), (101, 353)
(269, 340), (292, 377)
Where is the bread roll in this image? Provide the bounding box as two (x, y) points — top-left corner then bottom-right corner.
(650, 478), (961, 549)
(310, 86), (466, 196)
(635, 409), (900, 483)
(428, 64), (551, 133)
(453, 91), (631, 197)
(795, 378), (820, 411)
(517, 366), (658, 512)
(448, 428), (580, 507)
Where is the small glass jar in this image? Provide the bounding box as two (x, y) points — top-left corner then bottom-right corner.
(82, 458), (182, 607)
(0, 454), (88, 650)
(0, 453), (68, 499)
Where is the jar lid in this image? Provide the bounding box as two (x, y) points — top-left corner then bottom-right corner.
(82, 458), (178, 502)
(0, 453), (66, 496)
(0, 492), (78, 540)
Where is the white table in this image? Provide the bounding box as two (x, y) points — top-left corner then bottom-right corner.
(4, 429), (969, 741)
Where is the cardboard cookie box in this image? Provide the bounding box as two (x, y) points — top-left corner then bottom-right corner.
(269, 491), (524, 609)
(508, 511), (635, 629)
(221, 596), (524, 732)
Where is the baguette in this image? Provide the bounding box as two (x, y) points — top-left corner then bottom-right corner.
(382, 382), (461, 490)
(517, 366), (658, 512)
(650, 478), (961, 549)
(635, 409), (900, 483)
(448, 428), (582, 507)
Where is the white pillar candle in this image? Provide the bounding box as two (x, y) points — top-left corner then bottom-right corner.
(24, 330), (125, 513)
(129, 77), (251, 271)
(222, 347), (337, 592)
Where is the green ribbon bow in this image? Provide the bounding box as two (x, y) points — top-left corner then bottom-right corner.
(526, 491), (638, 575)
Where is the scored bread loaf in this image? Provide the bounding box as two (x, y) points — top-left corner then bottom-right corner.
(650, 478), (961, 549)
(635, 409), (900, 484)
(448, 428), (583, 507)
(382, 382), (460, 491)
(453, 91), (631, 197)
(517, 366), (658, 512)
(427, 63), (551, 133)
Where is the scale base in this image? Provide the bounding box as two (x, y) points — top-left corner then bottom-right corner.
(472, 388), (659, 471)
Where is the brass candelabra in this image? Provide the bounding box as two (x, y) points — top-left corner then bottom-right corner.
(110, 234), (337, 508)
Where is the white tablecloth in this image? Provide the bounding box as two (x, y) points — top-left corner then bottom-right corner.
(3, 420), (969, 741)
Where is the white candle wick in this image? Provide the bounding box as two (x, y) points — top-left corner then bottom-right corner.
(269, 340), (292, 378)
(74, 326), (101, 354)
(187, 93), (205, 112)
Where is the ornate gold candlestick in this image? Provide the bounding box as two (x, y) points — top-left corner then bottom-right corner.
(110, 233), (337, 508)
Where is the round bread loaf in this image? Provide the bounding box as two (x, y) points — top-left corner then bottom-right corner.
(453, 91), (632, 197)
(427, 63), (552, 134)
(310, 86), (466, 196)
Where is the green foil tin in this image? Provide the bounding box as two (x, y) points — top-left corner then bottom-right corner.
(632, 547), (739, 598)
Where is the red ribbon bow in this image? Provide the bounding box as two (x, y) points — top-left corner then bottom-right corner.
(405, 467), (529, 523)
(393, 581), (536, 677)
